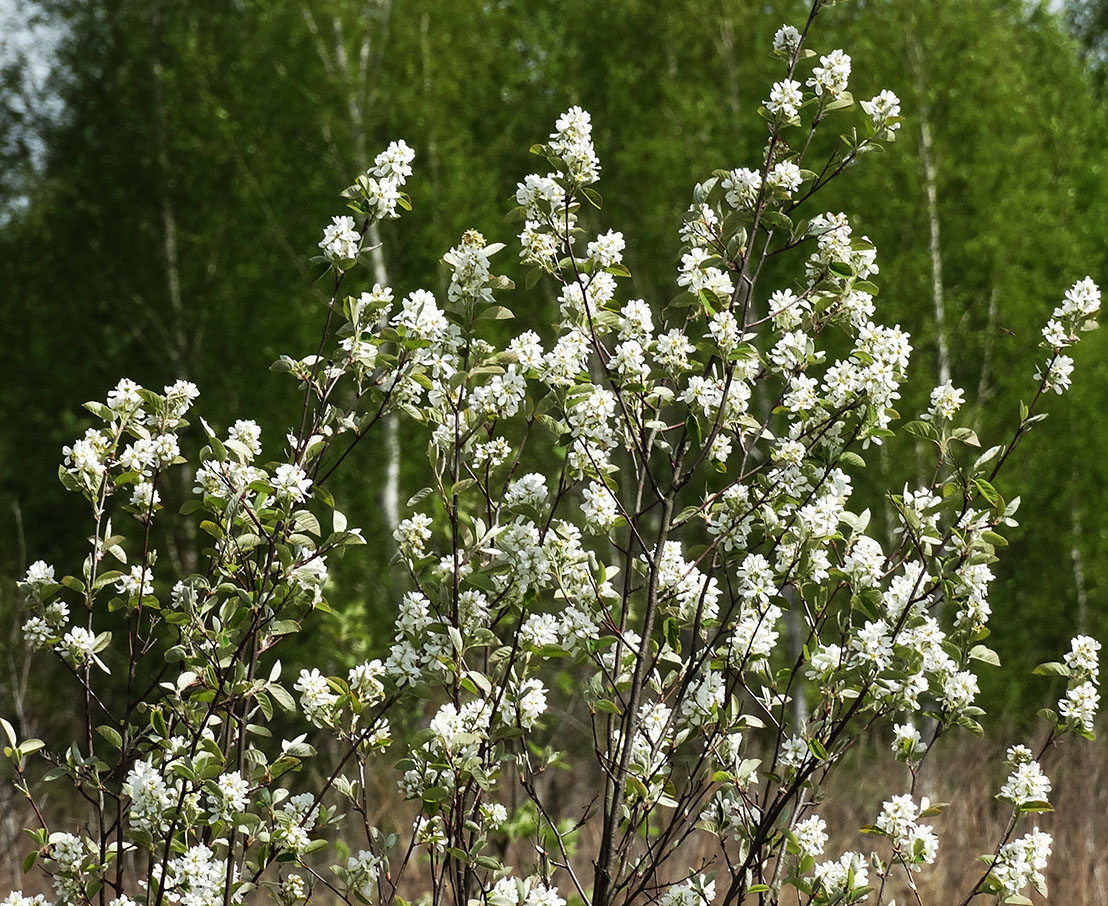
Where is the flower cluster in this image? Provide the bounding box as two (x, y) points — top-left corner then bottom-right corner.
(5, 18), (1106, 906)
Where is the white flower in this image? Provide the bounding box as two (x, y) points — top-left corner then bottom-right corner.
(345, 850), (381, 899)
(655, 328), (694, 372)
(1036, 353), (1075, 394)
(767, 160), (803, 195)
(924, 380), (965, 421)
(2, 893), (48, 906)
(773, 24), (801, 56)
(57, 626), (97, 665)
(209, 770), (250, 822)
(515, 678), (548, 728)
(107, 377), (144, 412)
(861, 89), (901, 135)
(587, 230), (625, 268)
(348, 659), (386, 703)
(813, 851), (868, 897)
(23, 560), (55, 587)
(271, 464), (312, 503)
(993, 827), (1052, 898)
(721, 167), (762, 209)
(892, 723), (925, 762)
(767, 79), (803, 119)
(1064, 634), (1101, 681)
(22, 617), (51, 649)
(124, 759), (174, 835)
(941, 670), (979, 713)
(394, 513), (433, 558)
(523, 883), (565, 906)
(794, 815), (828, 858)
(582, 481), (619, 531)
(46, 599), (70, 627)
(999, 759), (1051, 807)
(521, 612), (560, 648)
(550, 106), (601, 184)
(319, 215), (360, 262)
(294, 668), (339, 726)
(1059, 680), (1100, 732)
(809, 49), (851, 98)
(228, 419), (262, 459)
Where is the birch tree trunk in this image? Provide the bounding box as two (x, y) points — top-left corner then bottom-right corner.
(303, 0), (399, 534)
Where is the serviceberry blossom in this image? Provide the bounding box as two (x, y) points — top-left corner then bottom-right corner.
(861, 89), (901, 136)
(1, 894), (47, 906)
(677, 248), (734, 298)
(107, 377), (143, 412)
(124, 759), (173, 835)
(209, 770), (250, 822)
(57, 627), (96, 665)
(812, 852), (868, 898)
(1064, 634), (1101, 681)
(767, 79), (803, 119)
(504, 473), (549, 510)
(62, 431), (109, 483)
(514, 678), (549, 728)
(344, 851), (382, 900)
(319, 215), (360, 263)
(923, 379), (965, 420)
(767, 160), (803, 195)
(722, 167), (762, 209)
(941, 669), (980, 713)
(808, 49), (851, 97)
(794, 815), (828, 858)
(655, 328), (695, 372)
(658, 877), (714, 906)
(271, 464), (312, 503)
(23, 559), (55, 587)
(875, 794), (938, 866)
(550, 106), (600, 185)
(1036, 353), (1074, 394)
(992, 828), (1053, 899)
(228, 419), (262, 459)
(892, 723), (925, 762)
(1059, 681), (1100, 732)
(444, 230), (494, 303)
(772, 24), (801, 57)
(587, 230), (625, 268)
(999, 758), (1051, 807)
(22, 617), (50, 649)
(372, 139), (415, 183)
(294, 668), (339, 726)
(117, 564), (155, 599)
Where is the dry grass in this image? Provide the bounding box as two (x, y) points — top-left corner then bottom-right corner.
(2, 730), (1105, 904)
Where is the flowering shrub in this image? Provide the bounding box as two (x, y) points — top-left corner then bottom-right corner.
(2, 3), (1102, 906)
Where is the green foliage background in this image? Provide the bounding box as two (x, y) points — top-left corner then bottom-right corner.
(2, 0), (1107, 728)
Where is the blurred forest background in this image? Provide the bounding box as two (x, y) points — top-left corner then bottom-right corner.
(4, 0), (1108, 734)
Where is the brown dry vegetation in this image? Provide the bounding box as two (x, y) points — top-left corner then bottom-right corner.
(2, 730), (1105, 905)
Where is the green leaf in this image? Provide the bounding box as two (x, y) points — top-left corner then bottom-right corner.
(762, 210), (793, 232)
(968, 645), (1000, 667)
(973, 478), (1000, 508)
(268, 683), (296, 712)
(96, 726), (123, 749)
(406, 487), (434, 507)
(951, 426), (981, 447)
(1032, 661), (1070, 677)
